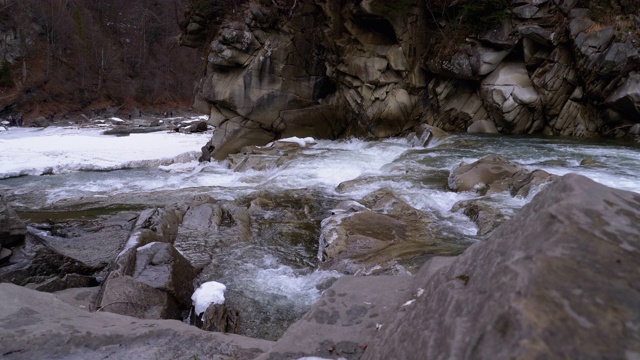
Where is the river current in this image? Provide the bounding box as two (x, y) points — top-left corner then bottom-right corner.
(1, 125), (639, 339)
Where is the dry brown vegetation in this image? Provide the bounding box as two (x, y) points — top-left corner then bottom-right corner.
(0, 0), (202, 120)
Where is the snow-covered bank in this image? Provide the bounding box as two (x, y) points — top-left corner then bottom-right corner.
(0, 126), (211, 179)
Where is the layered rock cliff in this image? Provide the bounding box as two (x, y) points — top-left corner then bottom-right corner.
(181, 0), (640, 160)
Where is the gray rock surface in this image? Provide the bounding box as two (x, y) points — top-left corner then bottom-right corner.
(0, 193), (26, 248)
(0, 283), (273, 360)
(255, 275), (413, 360)
(95, 206), (192, 320)
(363, 174), (640, 359)
(0, 231), (105, 288)
(133, 242), (196, 308)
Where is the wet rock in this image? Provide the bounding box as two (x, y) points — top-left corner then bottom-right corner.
(0, 193), (27, 248)
(255, 275), (413, 360)
(0, 283), (273, 360)
(207, 117), (277, 161)
(407, 124), (447, 147)
(580, 157), (604, 167)
(176, 199), (252, 270)
(319, 189), (436, 274)
(228, 137), (316, 172)
(364, 174), (640, 359)
(449, 155), (555, 197)
(448, 155), (522, 193)
(451, 199), (506, 236)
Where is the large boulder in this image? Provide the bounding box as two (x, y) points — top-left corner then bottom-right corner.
(448, 154), (555, 196)
(0, 283), (273, 360)
(319, 189), (436, 274)
(132, 242), (196, 309)
(363, 174), (640, 359)
(95, 206), (193, 320)
(96, 273), (182, 319)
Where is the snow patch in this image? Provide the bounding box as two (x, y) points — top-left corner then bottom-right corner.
(277, 136), (316, 147)
(136, 241), (160, 252)
(192, 281), (227, 315)
(117, 231), (141, 258)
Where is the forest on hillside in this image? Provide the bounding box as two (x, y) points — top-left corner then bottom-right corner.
(0, 0), (202, 120)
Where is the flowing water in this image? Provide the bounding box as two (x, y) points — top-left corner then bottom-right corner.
(2, 126), (640, 339)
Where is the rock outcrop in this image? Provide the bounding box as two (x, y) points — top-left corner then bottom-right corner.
(181, 0), (640, 160)
(252, 174), (640, 358)
(0, 283), (273, 360)
(363, 173), (640, 359)
(96, 206), (193, 320)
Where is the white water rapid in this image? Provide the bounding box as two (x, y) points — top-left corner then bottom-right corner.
(2, 125), (639, 339)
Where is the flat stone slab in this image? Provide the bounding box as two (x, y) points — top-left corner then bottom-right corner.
(0, 283), (273, 360)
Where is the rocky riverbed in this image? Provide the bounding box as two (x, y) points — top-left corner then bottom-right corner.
(1, 124), (640, 358)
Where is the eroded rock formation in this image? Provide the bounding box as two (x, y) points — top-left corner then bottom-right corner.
(181, 0), (640, 160)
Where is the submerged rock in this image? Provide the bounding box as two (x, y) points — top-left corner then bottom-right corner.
(451, 199), (506, 236)
(363, 174), (640, 359)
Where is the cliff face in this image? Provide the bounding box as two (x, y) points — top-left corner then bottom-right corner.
(181, 0), (640, 160)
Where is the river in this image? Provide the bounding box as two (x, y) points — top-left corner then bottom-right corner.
(1, 124), (639, 339)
